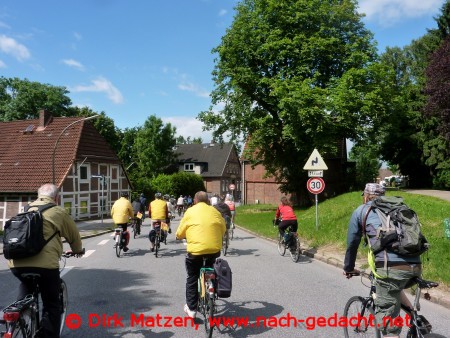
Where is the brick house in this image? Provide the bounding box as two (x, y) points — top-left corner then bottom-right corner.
(175, 142), (242, 200)
(0, 110), (131, 227)
(241, 139), (349, 205)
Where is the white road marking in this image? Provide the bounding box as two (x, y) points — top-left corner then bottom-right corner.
(60, 266), (73, 278)
(98, 239), (109, 245)
(83, 249), (95, 258)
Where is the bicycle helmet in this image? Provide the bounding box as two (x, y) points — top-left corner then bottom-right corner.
(155, 192), (162, 199)
(121, 191), (129, 198)
(163, 194), (170, 201)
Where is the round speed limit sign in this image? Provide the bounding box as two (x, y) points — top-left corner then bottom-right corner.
(307, 177), (325, 195)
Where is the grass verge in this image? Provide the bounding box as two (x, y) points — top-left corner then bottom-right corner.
(235, 191), (450, 287)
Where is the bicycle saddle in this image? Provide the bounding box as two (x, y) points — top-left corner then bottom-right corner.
(20, 273), (41, 280)
(414, 277), (439, 289)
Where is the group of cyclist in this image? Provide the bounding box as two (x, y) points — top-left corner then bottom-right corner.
(111, 191), (207, 253)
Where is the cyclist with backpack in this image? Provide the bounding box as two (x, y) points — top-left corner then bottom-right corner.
(6, 183), (83, 338)
(343, 183), (422, 338)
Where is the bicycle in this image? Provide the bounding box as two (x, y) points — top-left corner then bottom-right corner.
(0, 250), (84, 338)
(197, 257), (217, 338)
(152, 221), (168, 257)
(114, 226), (129, 257)
(274, 219), (301, 262)
(132, 216), (141, 239)
(343, 271), (444, 338)
(222, 229), (230, 257)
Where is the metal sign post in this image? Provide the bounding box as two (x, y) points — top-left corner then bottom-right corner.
(304, 149), (328, 230)
(307, 177), (325, 230)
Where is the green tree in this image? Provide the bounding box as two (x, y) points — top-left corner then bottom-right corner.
(0, 77), (72, 120)
(423, 35), (450, 188)
(134, 115), (177, 177)
(349, 144), (381, 188)
(199, 0), (384, 201)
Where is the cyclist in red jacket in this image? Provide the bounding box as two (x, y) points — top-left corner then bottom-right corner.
(275, 196), (298, 249)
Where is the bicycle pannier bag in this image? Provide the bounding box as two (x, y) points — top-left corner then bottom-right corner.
(214, 258), (232, 298)
(3, 204), (57, 259)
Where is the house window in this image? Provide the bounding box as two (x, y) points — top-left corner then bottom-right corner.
(64, 201), (72, 216)
(80, 200), (88, 215)
(184, 163), (194, 171)
(111, 166), (119, 183)
(79, 165), (89, 181)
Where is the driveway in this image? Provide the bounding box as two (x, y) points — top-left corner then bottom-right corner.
(404, 189), (450, 202)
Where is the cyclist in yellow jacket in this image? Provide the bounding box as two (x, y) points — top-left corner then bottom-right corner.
(176, 191), (226, 318)
(111, 192), (134, 252)
(148, 192), (168, 251)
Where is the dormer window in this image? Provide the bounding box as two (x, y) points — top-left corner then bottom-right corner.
(184, 163), (194, 172)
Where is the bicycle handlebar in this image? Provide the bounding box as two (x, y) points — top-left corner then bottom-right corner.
(62, 248), (85, 258)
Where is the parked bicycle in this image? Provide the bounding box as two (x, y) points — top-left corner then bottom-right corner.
(0, 249), (84, 338)
(197, 257), (217, 338)
(274, 219), (301, 262)
(343, 271), (444, 338)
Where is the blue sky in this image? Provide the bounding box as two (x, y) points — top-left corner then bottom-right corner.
(0, 0), (446, 141)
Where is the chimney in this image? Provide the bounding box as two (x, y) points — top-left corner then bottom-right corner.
(38, 109), (53, 129)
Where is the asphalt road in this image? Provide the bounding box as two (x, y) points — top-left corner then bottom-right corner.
(1, 216), (450, 338)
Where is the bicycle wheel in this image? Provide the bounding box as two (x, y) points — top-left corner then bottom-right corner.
(230, 226), (234, 240)
(14, 305), (37, 338)
(343, 296), (380, 338)
(222, 231), (229, 256)
(115, 234), (122, 258)
(155, 233), (160, 257)
(59, 279), (68, 336)
(133, 222), (137, 239)
(289, 236), (301, 262)
(277, 233), (286, 256)
(204, 296), (215, 338)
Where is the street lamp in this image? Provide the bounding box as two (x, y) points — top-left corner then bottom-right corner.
(52, 115), (100, 184)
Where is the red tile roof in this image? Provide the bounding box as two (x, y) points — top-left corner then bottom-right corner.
(0, 114), (120, 193)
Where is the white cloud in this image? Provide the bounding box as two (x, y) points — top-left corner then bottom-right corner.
(62, 58), (85, 71)
(178, 81), (210, 98)
(219, 9), (227, 16)
(72, 76), (124, 104)
(162, 116), (213, 141)
(358, 0), (444, 26)
(0, 59), (6, 68)
(0, 34), (30, 61)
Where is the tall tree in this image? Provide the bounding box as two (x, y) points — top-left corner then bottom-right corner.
(0, 77), (72, 120)
(199, 0), (385, 200)
(134, 115), (177, 177)
(423, 35), (450, 188)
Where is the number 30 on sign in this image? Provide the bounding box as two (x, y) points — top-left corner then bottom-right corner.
(307, 177), (325, 195)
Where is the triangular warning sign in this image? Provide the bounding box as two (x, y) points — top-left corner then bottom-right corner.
(303, 149), (328, 170)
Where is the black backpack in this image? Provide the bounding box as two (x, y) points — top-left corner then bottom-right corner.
(363, 196), (429, 257)
(214, 258), (232, 298)
(3, 204), (58, 259)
